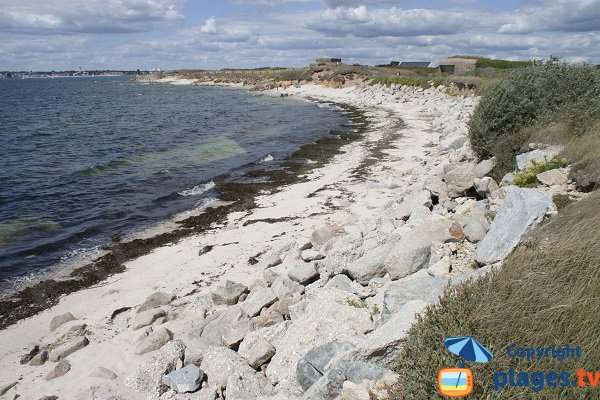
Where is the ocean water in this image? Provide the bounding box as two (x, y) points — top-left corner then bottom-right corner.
(0, 77), (348, 289)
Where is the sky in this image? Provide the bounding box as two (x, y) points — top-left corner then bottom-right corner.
(0, 0), (599, 71)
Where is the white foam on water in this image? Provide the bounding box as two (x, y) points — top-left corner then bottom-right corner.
(259, 154), (274, 163)
(178, 181), (216, 197)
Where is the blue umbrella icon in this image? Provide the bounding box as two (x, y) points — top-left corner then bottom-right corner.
(444, 336), (493, 363)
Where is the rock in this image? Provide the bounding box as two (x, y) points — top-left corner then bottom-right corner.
(190, 305), (254, 345)
(162, 364), (205, 393)
(537, 169), (568, 186)
(125, 339), (185, 394)
(474, 158), (495, 178)
(287, 262), (319, 285)
(226, 370), (275, 399)
(388, 190), (431, 221)
(500, 172), (515, 187)
(0, 382), (17, 396)
(323, 274), (355, 293)
(46, 360), (71, 380)
(48, 336), (89, 362)
(30, 350), (48, 366)
(428, 255), (450, 276)
(50, 312), (76, 331)
(356, 300), (428, 366)
(301, 249), (325, 262)
(516, 148), (559, 170)
(381, 274), (446, 323)
(463, 217), (489, 243)
(271, 276), (304, 299)
(211, 280), (248, 306)
(255, 307), (284, 328)
(267, 254), (283, 267)
(266, 289), (374, 390)
(310, 225), (345, 247)
(439, 133), (467, 151)
(383, 219), (463, 280)
(341, 381), (370, 400)
(347, 243), (392, 285)
(242, 287), (278, 317)
(90, 367), (118, 380)
(138, 292), (175, 313)
(422, 176), (448, 197)
(475, 186), (555, 264)
(200, 346), (263, 390)
(134, 327), (173, 355)
(443, 200), (457, 211)
(444, 163), (477, 198)
(131, 308), (167, 330)
(296, 341), (355, 391)
(239, 337), (276, 369)
(473, 177), (495, 196)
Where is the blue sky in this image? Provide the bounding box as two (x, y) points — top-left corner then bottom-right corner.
(0, 0), (598, 70)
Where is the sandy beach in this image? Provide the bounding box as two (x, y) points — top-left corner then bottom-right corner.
(0, 81), (570, 400)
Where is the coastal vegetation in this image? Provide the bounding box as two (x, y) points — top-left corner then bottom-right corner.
(392, 62), (600, 399)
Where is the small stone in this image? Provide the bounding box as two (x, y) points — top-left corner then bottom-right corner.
(90, 366), (118, 380)
(242, 287), (278, 317)
(46, 360), (71, 380)
(50, 312), (76, 331)
(211, 280), (248, 305)
(301, 249), (325, 262)
(48, 336), (89, 362)
(130, 308), (167, 330)
(0, 382), (17, 396)
(30, 350), (48, 366)
(161, 364), (204, 393)
(134, 327), (173, 355)
(137, 292), (175, 313)
(287, 262), (319, 285)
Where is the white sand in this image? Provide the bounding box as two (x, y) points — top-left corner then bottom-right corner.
(0, 83), (477, 399)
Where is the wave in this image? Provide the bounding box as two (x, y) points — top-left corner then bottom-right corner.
(178, 181), (216, 197)
(259, 154), (274, 163)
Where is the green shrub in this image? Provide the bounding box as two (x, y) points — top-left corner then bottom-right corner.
(512, 156), (568, 187)
(553, 193), (572, 210)
(391, 191), (600, 399)
(345, 298), (367, 308)
(475, 58), (532, 69)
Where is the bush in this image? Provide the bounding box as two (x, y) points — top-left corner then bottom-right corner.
(391, 191), (600, 399)
(468, 63), (600, 183)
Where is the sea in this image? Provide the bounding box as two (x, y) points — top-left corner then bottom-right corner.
(0, 76), (349, 292)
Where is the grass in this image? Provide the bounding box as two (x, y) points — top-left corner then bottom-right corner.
(475, 58), (532, 69)
(391, 190), (600, 399)
(369, 75), (445, 89)
(512, 156), (568, 187)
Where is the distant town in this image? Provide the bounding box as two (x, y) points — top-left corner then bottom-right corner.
(0, 70), (163, 79)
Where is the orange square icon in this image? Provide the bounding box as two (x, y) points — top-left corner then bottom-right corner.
(438, 367), (473, 398)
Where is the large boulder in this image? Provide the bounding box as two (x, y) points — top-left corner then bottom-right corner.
(288, 262), (319, 285)
(387, 190), (432, 221)
(475, 186), (555, 264)
(296, 342), (355, 391)
(537, 169), (568, 186)
(125, 340), (186, 395)
(50, 312), (76, 331)
(138, 292), (174, 313)
(346, 243), (393, 285)
(211, 280), (248, 306)
(135, 327), (173, 355)
(242, 287), (278, 318)
(265, 289), (374, 391)
(162, 364), (205, 393)
(444, 163), (477, 198)
(516, 148), (560, 170)
(383, 219), (463, 280)
(48, 336), (89, 362)
(381, 272), (446, 323)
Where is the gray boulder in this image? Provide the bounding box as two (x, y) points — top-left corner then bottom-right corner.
(135, 327), (173, 355)
(444, 163), (477, 198)
(537, 169), (568, 186)
(211, 280), (248, 306)
(226, 370), (275, 400)
(200, 346), (269, 392)
(238, 337), (276, 369)
(125, 339), (185, 394)
(474, 158), (495, 178)
(347, 243), (392, 285)
(45, 360), (70, 380)
(516, 148), (559, 170)
(288, 262), (319, 285)
(138, 292), (175, 313)
(381, 273), (446, 323)
(162, 364), (205, 393)
(475, 186), (555, 264)
(50, 312), (76, 331)
(131, 308), (167, 330)
(242, 287), (279, 317)
(388, 190), (431, 221)
(49, 336), (89, 362)
(310, 225), (345, 247)
(296, 342), (355, 391)
(271, 276), (304, 299)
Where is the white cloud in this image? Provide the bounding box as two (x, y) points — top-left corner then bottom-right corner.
(0, 0), (186, 34)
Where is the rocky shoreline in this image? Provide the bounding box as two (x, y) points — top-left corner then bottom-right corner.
(0, 82), (584, 400)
